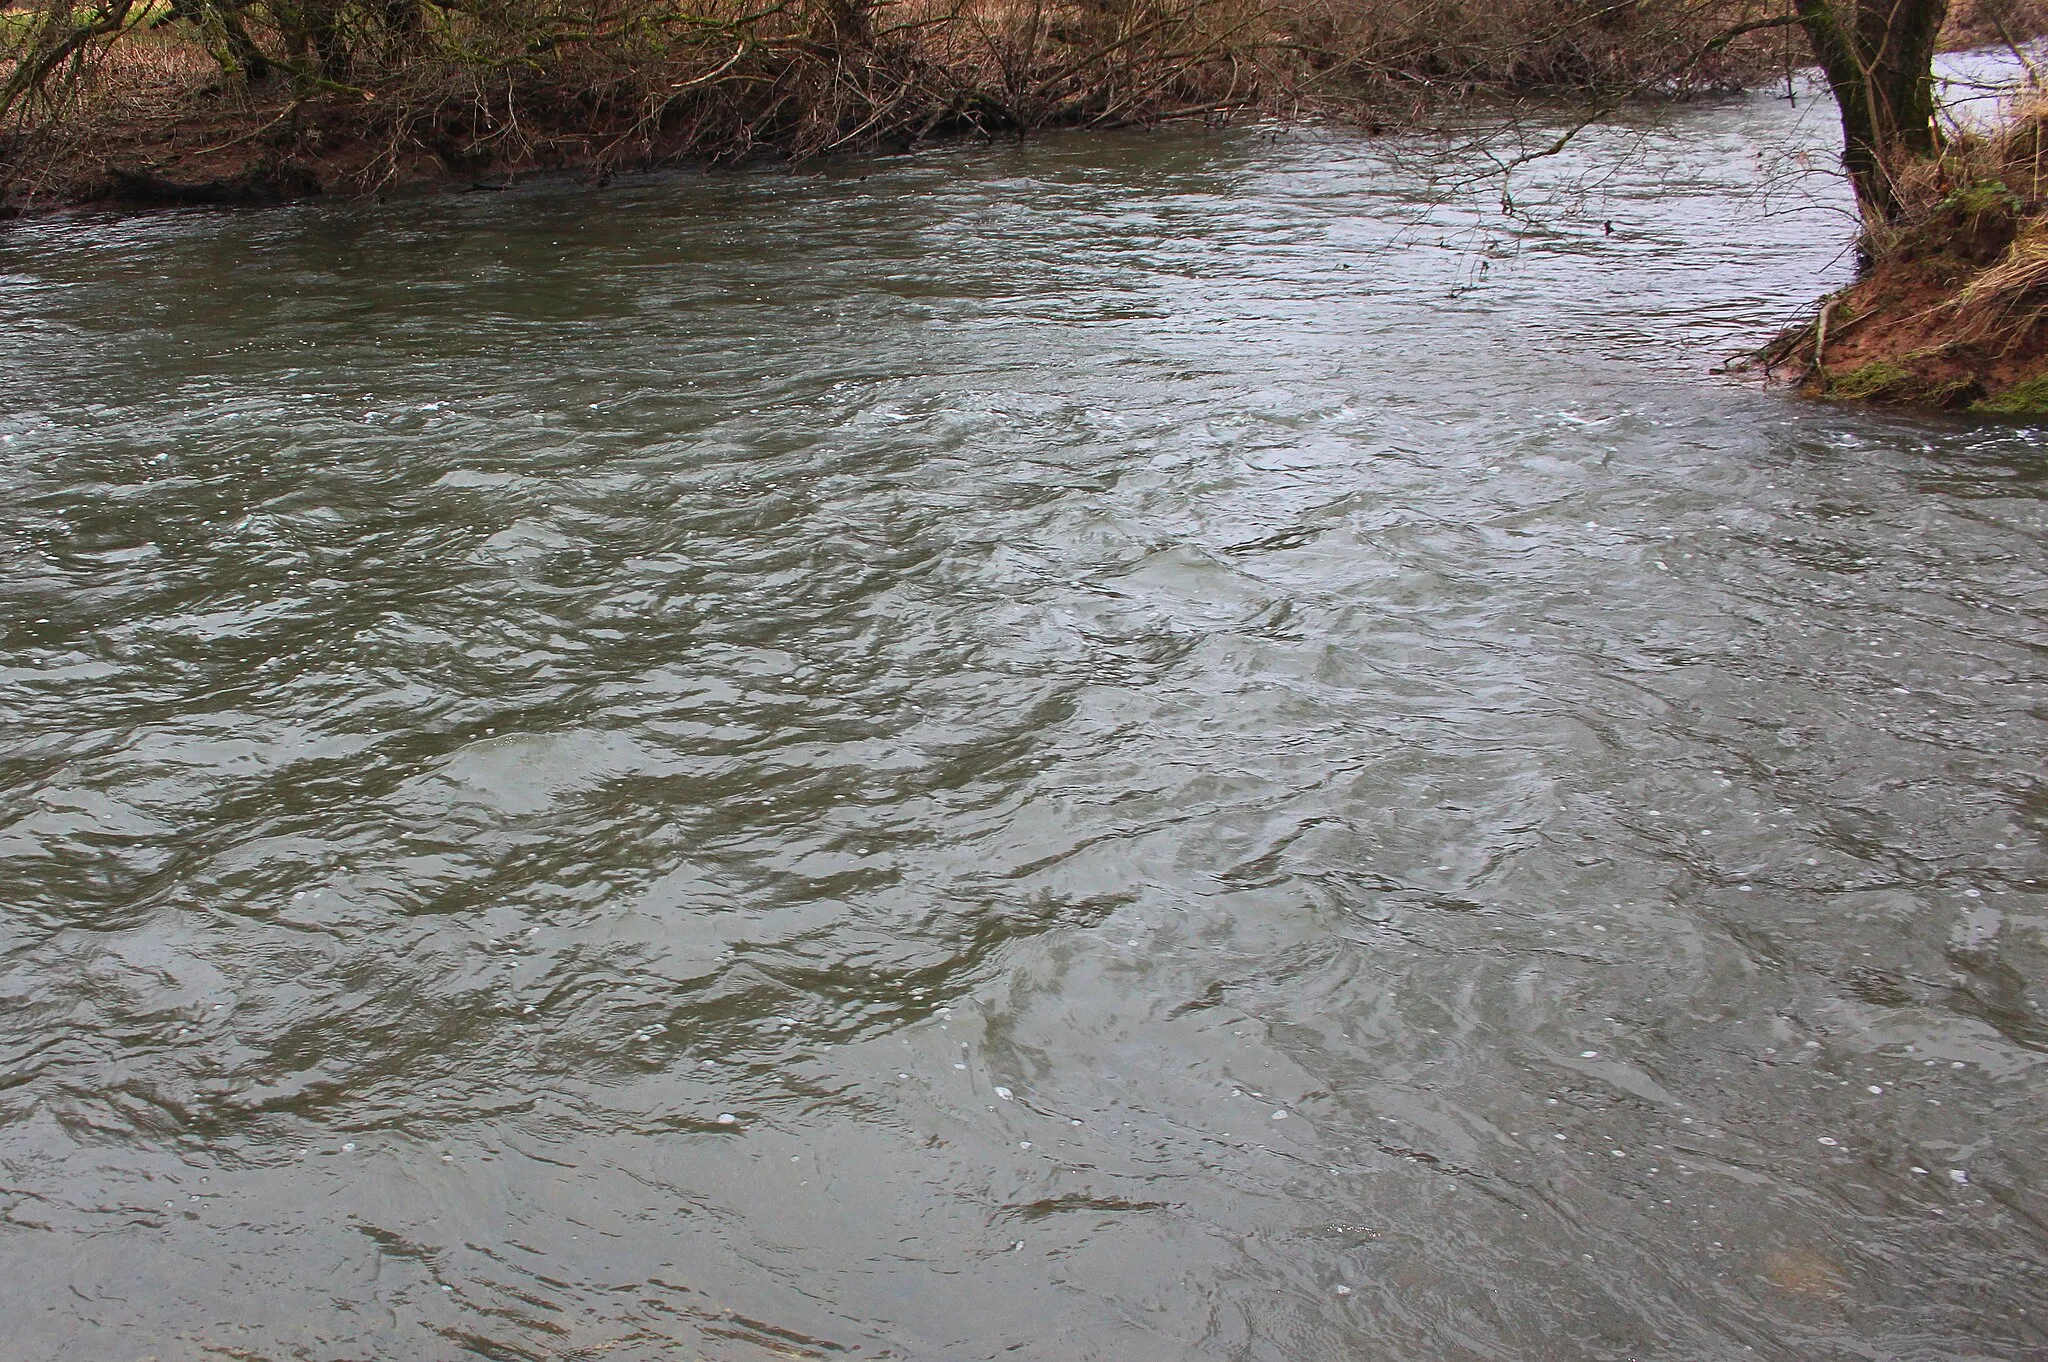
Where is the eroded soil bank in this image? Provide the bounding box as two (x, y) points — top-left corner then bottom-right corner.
(1759, 169), (2048, 414)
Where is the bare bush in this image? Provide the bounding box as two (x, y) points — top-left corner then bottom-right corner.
(0, 0), (2032, 206)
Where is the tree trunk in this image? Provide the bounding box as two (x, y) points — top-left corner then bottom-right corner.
(305, 0), (353, 80)
(1794, 0), (1950, 224)
(810, 0), (871, 49)
(162, 0), (274, 80)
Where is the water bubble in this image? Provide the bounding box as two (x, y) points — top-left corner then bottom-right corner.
(1019, 1141), (1033, 1150)
(1817, 1137), (1838, 1147)
(717, 1113), (737, 1125)
(1581, 1051), (1599, 1059)
(994, 1087), (1013, 1101)
(342, 1142), (356, 1152)
(1272, 1111), (1288, 1120)
(1868, 1086), (1884, 1095)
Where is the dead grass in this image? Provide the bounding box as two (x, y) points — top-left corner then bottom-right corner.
(1953, 218), (2048, 339)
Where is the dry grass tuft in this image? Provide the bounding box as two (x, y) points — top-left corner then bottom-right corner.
(1952, 220), (2048, 340)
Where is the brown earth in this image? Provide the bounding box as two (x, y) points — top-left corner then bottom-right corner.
(1771, 265), (2048, 413)
(1752, 119), (2048, 414)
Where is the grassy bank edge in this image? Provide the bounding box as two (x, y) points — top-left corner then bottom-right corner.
(1749, 94), (2048, 416)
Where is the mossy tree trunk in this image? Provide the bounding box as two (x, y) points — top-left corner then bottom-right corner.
(162, 0), (274, 80)
(1794, 0), (1950, 224)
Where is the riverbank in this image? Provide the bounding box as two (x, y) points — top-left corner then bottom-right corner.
(0, 3), (1267, 213)
(0, 0), (1796, 216)
(1758, 91), (2048, 414)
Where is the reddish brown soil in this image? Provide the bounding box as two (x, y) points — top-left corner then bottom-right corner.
(1754, 202), (2048, 411)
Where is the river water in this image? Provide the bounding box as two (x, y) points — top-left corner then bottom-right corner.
(2, 80), (2045, 1362)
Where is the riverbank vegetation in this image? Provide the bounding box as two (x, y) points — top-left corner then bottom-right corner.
(1754, 88), (2048, 411)
(1756, 56), (2048, 412)
(0, 0), (1866, 211)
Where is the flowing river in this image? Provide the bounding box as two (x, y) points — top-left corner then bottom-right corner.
(2, 77), (2045, 1362)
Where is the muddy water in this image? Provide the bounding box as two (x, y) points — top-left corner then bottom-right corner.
(1, 84), (2045, 1362)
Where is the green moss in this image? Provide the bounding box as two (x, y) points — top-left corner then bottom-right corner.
(1973, 372), (2048, 414)
(1, 2), (175, 45)
(1938, 180), (2023, 219)
(0, 9), (44, 43)
(1828, 359), (1912, 400)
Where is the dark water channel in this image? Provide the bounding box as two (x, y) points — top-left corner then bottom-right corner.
(2, 82), (2046, 1362)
